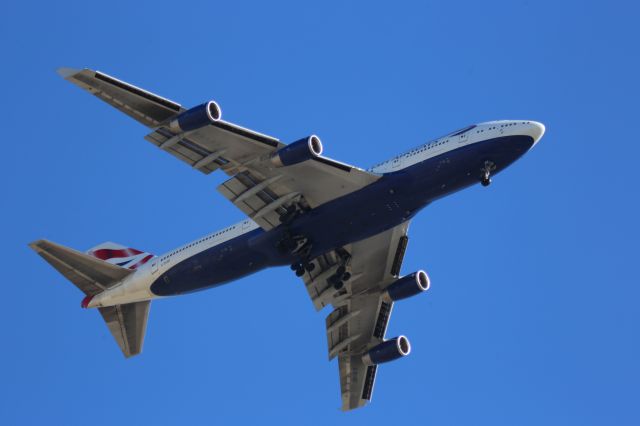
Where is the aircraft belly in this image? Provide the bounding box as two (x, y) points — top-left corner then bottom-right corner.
(150, 135), (535, 297)
(150, 230), (275, 296)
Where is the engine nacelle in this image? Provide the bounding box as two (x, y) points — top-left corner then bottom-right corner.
(270, 135), (323, 167)
(384, 270), (430, 302)
(363, 336), (411, 365)
(168, 101), (222, 133)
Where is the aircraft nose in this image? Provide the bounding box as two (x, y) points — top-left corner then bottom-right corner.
(526, 121), (546, 146)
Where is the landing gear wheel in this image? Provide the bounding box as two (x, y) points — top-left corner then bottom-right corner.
(342, 272), (351, 281)
(295, 267), (305, 277)
(328, 274), (344, 290)
(304, 262), (316, 272)
(480, 161), (496, 187)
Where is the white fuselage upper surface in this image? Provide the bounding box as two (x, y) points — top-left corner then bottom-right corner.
(369, 120), (544, 174)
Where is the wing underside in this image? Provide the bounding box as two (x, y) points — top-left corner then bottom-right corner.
(59, 67), (415, 408)
(61, 67), (380, 231)
(301, 222), (411, 410)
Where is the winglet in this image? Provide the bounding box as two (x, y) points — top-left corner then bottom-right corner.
(57, 67), (81, 79)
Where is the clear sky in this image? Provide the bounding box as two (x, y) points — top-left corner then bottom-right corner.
(2, 1), (639, 424)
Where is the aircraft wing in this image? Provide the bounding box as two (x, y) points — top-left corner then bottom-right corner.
(60, 68), (380, 230)
(300, 222), (411, 410)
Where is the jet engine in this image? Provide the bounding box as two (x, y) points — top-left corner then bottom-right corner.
(270, 135), (323, 167)
(168, 101), (222, 133)
(384, 270), (430, 302)
(362, 336), (411, 365)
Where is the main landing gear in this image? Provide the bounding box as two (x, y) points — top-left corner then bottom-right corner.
(480, 160), (496, 187)
(278, 231), (315, 277)
(288, 244), (352, 291)
(276, 203), (319, 278)
(278, 203), (351, 289)
(327, 248), (352, 290)
(290, 261), (316, 277)
(279, 202), (309, 226)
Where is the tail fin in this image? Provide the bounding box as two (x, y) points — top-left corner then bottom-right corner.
(87, 242), (154, 270)
(30, 239), (152, 358)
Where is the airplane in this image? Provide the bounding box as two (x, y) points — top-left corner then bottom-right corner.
(30, 68), (545, 411)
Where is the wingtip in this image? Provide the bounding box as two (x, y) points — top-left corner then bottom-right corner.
(57, 67), (81, 79)
(28, 239), (45, 251)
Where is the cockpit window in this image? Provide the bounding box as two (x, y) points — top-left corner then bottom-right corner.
(449, 125), (476, 137)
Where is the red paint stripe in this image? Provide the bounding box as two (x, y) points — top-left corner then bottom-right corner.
(81, 294), (94, 309)
(128, 254), (154, 270)
(91, 248), (144, 260)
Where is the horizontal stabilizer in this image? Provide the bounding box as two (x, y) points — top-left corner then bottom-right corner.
(29, 239), (133, 296)
(99, 301), (151, 358)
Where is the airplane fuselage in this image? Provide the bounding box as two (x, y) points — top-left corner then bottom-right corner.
(87, 120), (544, 308)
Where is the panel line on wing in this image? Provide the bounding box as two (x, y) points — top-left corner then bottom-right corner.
(94, 71), (181, 112)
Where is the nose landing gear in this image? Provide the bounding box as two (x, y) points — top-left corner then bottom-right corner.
(480, 161), (496, 187)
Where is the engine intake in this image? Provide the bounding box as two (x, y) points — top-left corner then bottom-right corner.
(270, 135), (323, 167)
(363, 336), (411, 365)
(169, 101), (222, 133)
(384, 270), (430, 302)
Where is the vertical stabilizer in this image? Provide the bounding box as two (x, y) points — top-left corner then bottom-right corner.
(87, 242), (154, 271)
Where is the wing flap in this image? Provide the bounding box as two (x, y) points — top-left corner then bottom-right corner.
(145, 118), (282, 176)
(144, 128), (224, 174)
(330, 295), (393, 411)
(217, 172), (291, 230)
(339, 354), (378, 411)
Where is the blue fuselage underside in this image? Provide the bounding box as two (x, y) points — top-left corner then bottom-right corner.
(150, 135), (534, 296)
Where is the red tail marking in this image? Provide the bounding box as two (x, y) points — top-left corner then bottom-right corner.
(91, 248), (144, 260)
(128, 254), (154, 270)
(81, 295), (94, 309)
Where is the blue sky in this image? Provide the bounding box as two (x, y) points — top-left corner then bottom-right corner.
(2, 1), (639, 424)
